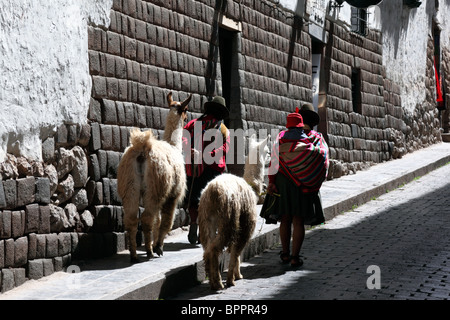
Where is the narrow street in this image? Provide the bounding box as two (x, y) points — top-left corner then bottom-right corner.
(171, 162), (450, 300)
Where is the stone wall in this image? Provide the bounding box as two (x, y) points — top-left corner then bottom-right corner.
(323, 22), (393, 177)
(322, 21), (441, 179)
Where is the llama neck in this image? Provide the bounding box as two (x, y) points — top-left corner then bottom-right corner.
(243, 157), (265, 196)
(163, 110), (184, 151)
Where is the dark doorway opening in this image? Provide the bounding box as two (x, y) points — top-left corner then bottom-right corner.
(218, 27), (234, 128)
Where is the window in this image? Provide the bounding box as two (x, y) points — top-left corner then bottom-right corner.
(352, 68), (362, 113)
(351, 7), (368, 36)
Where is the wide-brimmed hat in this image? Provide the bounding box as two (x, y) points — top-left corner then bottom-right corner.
(298, 103), (320, 127)
(286, 111), (304, 128)
(204, 96), (229, 120)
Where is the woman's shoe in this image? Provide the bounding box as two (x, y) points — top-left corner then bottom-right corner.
(279, 251), (290, 264)
(290, 255), (303, 268)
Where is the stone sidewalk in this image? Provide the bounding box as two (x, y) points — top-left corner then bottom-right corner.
(1, 142), (449, 300)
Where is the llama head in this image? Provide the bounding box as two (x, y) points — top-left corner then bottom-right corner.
(248, 134), (271, 166)
(167, 91), (192, 122)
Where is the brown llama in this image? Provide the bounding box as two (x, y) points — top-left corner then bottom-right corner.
(198, 134), (270, 290)
(117, 92), (191, 262)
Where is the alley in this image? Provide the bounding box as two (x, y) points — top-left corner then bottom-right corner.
(171, 162), (450, 300)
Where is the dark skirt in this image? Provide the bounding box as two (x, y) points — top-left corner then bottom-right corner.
(184, 166), (222, 208)
(261, 173), (325, 226)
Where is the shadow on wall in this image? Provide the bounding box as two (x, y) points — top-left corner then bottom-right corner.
(378, 0), (411, 60)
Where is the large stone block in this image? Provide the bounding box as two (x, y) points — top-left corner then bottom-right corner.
(35, 234), (47, 259)
(0, 210), (11, 239)
(14, 236), (28, 267)
(27, 233), (37, 260)
(1, 269), (14, 293)
(46, 234), (59, 258)
(2, 179), (16, 210)
(11, 210), (25, 238)
(100, 124), (113, 150)
(90, 122), (101, 151)
(92, 76), (108, 99)
(4, 238), (14, 268)
(0, 239), (4, 268)
(0, 179), (7, 209)
(35, 177), (50, 204)
(58, 232), (72, 256)
(14, 268), (27, 287)
(88, 98), (102, 123)
(39, 205), (51, 234)
(25, 203), (40, 234)
(27, 259), (44, 280)
(106, 151), (120, 178)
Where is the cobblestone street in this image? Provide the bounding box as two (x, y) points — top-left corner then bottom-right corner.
(171, 163), (450, 300)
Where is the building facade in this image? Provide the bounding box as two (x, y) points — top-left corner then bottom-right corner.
(0, 0), (449, 292)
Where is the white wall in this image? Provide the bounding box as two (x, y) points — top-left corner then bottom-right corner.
(0, 0), (112, 162)
(377, 0), (431, 113)
(328, 0), (450, 114)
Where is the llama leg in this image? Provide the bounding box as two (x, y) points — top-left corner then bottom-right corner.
(141, 210), (155, 258)
(205, 245), (224, 290)
(123, 203), (140, 263)
(153, 197), (177, 256)
(228, 210), (256, 286)
(226, 245), (242, 287)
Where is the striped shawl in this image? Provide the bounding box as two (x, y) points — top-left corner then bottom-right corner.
(272, 130), (329, 193)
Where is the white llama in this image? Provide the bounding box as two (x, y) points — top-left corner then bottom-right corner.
(198, 134), (270, 290)
(117, 92), (191, 262)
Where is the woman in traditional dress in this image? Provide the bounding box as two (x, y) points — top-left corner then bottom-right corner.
(183, 96), (230, 244)
(267, 104), (329, 267)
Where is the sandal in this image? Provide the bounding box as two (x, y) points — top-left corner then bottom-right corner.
(290, 255), (303, 268)
(279, 251), (290, 264)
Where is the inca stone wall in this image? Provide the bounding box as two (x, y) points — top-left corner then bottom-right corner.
(238, 2), (312, 132)
(322, 21), (441, 179)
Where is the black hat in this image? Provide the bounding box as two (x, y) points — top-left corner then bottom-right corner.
(298, 103), (320, 127)
(204, 96), (229, 120)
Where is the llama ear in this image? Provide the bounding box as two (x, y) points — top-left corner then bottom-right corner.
(181, 94), (192, 109)
(260, 134), (270, 148)
(167, 91), (173, 105)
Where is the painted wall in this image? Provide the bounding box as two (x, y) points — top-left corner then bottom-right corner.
(0, 0), (112, 162)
